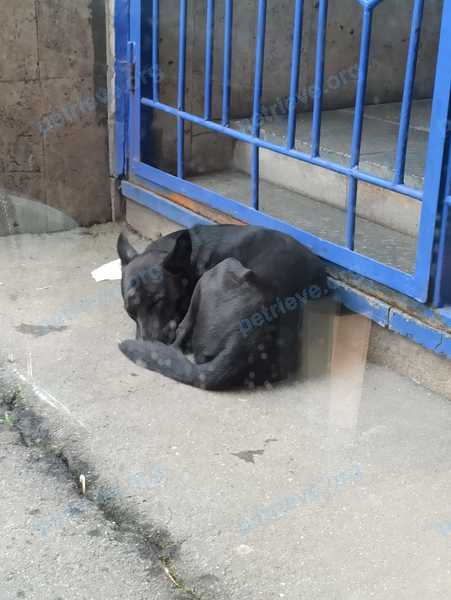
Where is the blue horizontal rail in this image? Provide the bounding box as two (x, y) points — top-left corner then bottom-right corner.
(141, 96), (423, 202)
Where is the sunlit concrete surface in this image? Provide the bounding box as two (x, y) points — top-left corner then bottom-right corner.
(1, 224), (451, 599)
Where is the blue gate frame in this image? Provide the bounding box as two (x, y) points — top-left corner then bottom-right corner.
(115, 0), (451, 307)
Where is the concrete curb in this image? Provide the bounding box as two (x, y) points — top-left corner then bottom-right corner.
(0, 362), (206, 600)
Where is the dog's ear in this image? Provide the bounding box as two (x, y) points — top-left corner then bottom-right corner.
(228, 262), (257, 287)
(117, 233), (138, 266)
(162, 230), (192, 274)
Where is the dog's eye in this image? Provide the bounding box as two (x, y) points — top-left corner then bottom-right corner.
(127, 286), (138, 300)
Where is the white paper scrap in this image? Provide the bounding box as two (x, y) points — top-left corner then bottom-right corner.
(91, 259), (122, 282)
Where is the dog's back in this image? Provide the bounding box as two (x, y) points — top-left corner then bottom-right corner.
(190, 225), (326, 298)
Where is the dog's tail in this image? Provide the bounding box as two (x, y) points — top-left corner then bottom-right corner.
(119, 339), (242, 390)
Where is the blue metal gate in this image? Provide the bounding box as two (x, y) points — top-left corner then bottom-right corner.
(116, 0), (451, 306)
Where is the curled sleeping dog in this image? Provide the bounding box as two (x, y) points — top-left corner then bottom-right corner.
(118, 224), (327, 390)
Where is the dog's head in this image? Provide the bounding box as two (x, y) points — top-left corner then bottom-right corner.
(117, 230), (193, 343)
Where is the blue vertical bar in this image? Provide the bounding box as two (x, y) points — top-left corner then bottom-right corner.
(129, 0), (142, 166)
(287, 0), (304, 150)
(222, 0), (233, 126)
(345, 6), (373, 250)
(251, 0), (267, 210)
(415, 0), (451, 302)
(432, 101), (451, 306)
(311, 0), (328, 158)
(152, 0), (160, 101)
(394, 0), (424, 185)
(177, 0), (188, 179)
(433, 196), (451, 306)
(345, 178), (358, 249)
(204, 0), (215, 120)
(115, 0), (130, 176)
(251, 148), (260, 210)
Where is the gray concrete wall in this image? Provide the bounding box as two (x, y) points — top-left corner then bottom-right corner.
(0, 0), (111, 234)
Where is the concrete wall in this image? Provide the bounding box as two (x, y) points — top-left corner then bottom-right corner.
(0, 0), (111, 234)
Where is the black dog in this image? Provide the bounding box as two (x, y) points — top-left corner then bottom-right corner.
(118, 224), (327, 390)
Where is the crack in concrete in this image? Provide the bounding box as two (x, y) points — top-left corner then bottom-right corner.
(0, 370), (203, 600)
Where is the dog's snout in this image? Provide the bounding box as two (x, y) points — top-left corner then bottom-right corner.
(135, 316), (177, 344)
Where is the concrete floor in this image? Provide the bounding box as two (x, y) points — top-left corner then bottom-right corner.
(1, 224), (451, 599)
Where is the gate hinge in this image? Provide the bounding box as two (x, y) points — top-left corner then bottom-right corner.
(126, 41), (136, 94)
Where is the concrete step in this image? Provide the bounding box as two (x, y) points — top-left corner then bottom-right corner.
(231, 99), (431, 237)
(189, 169), (416, 275)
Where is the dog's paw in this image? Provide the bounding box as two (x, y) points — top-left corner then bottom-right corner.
(119, 339), (147, 368)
